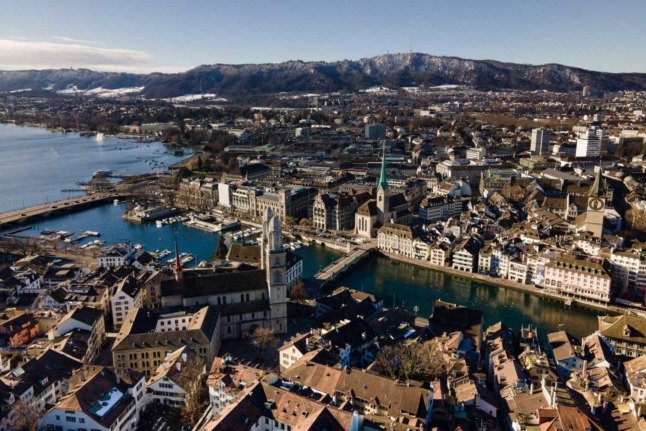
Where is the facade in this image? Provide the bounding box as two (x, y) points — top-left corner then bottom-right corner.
(377, 223), (431, 260)
(597, 315), (646, 358)
(530, 128), (550, 155)
(176, 178), (219, 210)
(146, 346), (205, 407)
(543, 256), (612, 303)
(48, 306), (105, 363)
(419, 196), (463, 222)
(312, 193), (359, 231)
(221, 184), (315, 222)
(451, 236), (483, 273)
(97, 243), (134, 268)
(610, 248), (646, 300)
(110, 276), (144, 329)
(575, 126), (605, 158)
(112, 306), (221, 376)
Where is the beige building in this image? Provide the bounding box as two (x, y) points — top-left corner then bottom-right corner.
(112, 305), (221, 376)
(377, 223), (431, 260)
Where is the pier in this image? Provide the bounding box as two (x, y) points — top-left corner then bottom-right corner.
(313, 245), (373, 287)
(0, 193), (123, 230)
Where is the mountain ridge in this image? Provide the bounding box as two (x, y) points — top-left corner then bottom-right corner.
(1, 52), (645, 98)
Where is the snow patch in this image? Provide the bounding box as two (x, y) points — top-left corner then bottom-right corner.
(161, 93), (227, 103)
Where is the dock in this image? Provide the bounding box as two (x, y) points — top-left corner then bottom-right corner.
(0, 193), (123, 230)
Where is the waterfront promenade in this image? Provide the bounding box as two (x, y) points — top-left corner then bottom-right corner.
(379, 250), (646, 317)
(0, 193), (122, 230)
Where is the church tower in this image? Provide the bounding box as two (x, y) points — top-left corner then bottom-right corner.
(262, 208), (288, 333)
(376, 142), (390, 223)
(586, 167), (605, 238)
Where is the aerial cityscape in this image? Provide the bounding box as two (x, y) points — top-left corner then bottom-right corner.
(2, 1), (646, 430)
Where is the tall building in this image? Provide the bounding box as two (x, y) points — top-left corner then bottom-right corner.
(260, 208), (288, 333)
(530, 128), (550, 155)
(575, 126), (605, 158)
(365, 123), (386, 140)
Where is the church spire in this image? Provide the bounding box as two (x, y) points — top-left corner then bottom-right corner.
(589, 165), (602, 197)
(378, 142), (388, 191)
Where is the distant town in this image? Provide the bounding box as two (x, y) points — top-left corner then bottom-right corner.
(1, 82), (646, 431)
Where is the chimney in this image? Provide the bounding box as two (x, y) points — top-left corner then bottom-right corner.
(176, 362), (182, 372)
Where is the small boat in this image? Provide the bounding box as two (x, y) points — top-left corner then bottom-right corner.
(156, 220), (163, 228)
(135, 138), (143, 144)
(83, 231), (100, 237)
(133, 243), (143, 250)
(40, 229), (55, 235)
(93, 169), (112, 177)
(113, 199), (120, 205)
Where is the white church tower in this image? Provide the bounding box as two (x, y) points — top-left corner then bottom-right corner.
(261, 208), (288, 333)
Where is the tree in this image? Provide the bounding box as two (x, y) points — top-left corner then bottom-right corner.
(6, 400), (41, 431)
(374, 341), (445, 381)
(289, 279), (309, 308)
(212, 235), (228, 260)
(178, 356), (208, 426)
(251, 326), (277, 360)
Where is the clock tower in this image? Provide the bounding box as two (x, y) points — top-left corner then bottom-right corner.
(262, 208), (287, 333)
(586, 169), (605, 238)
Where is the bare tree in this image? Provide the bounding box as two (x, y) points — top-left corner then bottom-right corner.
(177, 355), (208, 426)
(374, 342), (445, 382)
(7, 400), (41, 431)
(251, 326), (277, 359)
(289, 279), (308, 306)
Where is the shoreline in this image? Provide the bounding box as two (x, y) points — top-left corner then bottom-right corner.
(376, 250), (645, 317)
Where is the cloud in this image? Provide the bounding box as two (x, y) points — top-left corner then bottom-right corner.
(53, 36), (104, 45)
(0, 38), (152, 71)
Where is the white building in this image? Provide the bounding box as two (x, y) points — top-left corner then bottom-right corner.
(39, 366), (147, 431)
(451, 236), (482, 272)
(377, 223), (431, 261)
(97, 243), (134, 268)
(110, 276), (144, 329)
(575, 126), (605, 158)
(609, 248), (646, 300)
(146, 346), (205, 407)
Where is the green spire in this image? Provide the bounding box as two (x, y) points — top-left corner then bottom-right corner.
(378, 142), (388, 191)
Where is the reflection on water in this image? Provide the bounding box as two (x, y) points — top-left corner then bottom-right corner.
(338, 256), (600, 339)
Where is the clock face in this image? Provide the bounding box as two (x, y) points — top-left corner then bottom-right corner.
(589, 197), (604, 211)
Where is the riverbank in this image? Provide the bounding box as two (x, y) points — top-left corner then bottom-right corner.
(378, 250), (644, 317)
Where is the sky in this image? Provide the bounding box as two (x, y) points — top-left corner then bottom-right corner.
(1, 0), (645, 74)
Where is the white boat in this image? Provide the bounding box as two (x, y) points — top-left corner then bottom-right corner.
(156, 220), (163, 228)
(83, 231), (100, 237)
(113, 199), (120, 205)
(95, 132), (105, 142)
(133, 243), (143, 250)
(93, 169), (112, 177)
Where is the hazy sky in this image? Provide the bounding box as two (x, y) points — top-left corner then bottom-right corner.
(1, 0), (645, 73)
